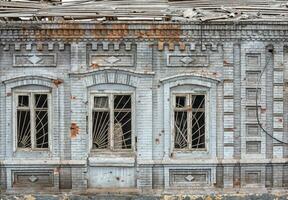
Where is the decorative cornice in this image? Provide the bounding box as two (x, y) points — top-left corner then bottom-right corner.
(1, 21), (288, 43)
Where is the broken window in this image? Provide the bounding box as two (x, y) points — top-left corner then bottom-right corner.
(92, 94), (132, 151)
(16, 93), (49, 149)
(174, 94), (206, 150)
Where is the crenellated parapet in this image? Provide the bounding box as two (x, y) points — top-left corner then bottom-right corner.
(1, 21), (288, 44)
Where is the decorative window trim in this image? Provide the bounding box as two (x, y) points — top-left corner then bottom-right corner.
(161, 74), (219, 159)
(169, 85), (211, 156)
(172, 92), (207, 152)
(89, 91), (135, 153)
(13, 90), (52, 152)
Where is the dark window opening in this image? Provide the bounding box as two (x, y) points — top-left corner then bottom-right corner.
(92, 94), (132, 151)
(174, 94), (206, 150)
(16, 93), (49, 149)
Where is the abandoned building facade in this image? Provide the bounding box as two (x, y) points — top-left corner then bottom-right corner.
(0, 19), (288, 193)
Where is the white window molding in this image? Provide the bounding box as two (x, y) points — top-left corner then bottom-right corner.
(2, 76), (62, 158)
(89, 91), (135, 153)
(13, 91), (52, 151)
(172, 93), (207, 151)
(161, 74), (219, 160)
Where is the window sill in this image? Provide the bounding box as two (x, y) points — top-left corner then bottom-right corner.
(172, 149), (208, 154)
(13, 149), (52, 158)
(89, 150), (134, 157)
(88, 155), (135, 167)
(16, 148), (50, 152)
(170, 149), (210, 159)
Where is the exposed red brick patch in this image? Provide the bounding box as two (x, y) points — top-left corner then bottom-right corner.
(158, 41), (164, 51)
(90, 63), (100, 69)
(168, 41), (174, 51)
(52, 79), (63, 87)
(261, 108), (267, 113)
(70, 123), (79, 138)
(179, 42), (185, 51)
(223, 60), (232, 66)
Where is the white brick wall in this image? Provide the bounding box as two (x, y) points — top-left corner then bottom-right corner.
(0, 23), (288, 192)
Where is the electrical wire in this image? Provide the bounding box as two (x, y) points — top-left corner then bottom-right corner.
(255, 49), (288, 145)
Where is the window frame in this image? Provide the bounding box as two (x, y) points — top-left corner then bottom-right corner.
(89, 91), (135, 153)
(172, 91), (208, 152)
(13, 90), (52, 151)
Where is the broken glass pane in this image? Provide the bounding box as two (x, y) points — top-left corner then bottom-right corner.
(174, 111), (188, 149)
(18, 95), (29, 107)
(17, 110), (31, 148)
(94, 96), (108, 108)
(114, 95), (131, 109)
(114, 95), (132, 149)
(114, 111), (132, 149)
(35, 111), (49, 148)
(35, 94), (48, 108)
(192, 111), (205, 149)
(192, 95), (205, 109)
(92, 111), (110, 149)
(176, 96), (186, 108)
(34, 94), (49, 149)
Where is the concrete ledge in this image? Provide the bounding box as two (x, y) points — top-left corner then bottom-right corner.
(88, 157), (135, 167)
(1, 159), (86, 166)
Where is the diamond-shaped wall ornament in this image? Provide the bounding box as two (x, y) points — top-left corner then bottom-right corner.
(180, 56), (194, 64)
(28, 175), (38, 183)
(104, 56), (121, 64)
(185, 175), (195, 182)
(28, 55), (42, 65)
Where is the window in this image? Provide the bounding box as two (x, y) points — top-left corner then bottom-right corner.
(173, 94), (206, 150)
(16, 93), (50, 149)
(91, 94), (132, 151)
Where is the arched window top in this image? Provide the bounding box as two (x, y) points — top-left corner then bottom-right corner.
(161, 73), (220, 90)
(160, 73), (220, 85)
(2, 75), (62, 92)
(70, 68), (154, 88)
(88, 83), (135, 91)
(13, 84), (51, 92)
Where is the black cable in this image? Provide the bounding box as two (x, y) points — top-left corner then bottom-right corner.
(255, 49), (288, 145)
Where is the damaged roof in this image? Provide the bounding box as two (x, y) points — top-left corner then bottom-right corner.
(1, 0), (288, 22)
